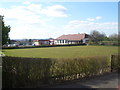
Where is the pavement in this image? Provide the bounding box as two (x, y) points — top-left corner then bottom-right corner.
(47, 72), (119, 88)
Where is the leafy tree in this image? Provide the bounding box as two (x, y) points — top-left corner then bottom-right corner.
(1, 15), (11, 45)
(29, 39), (32, 42)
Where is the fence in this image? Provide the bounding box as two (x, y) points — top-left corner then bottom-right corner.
(2, 56), (111, 88)
(111, 54), (120, 72)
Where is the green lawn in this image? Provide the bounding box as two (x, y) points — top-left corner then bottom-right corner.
(3, 46), (118, 58)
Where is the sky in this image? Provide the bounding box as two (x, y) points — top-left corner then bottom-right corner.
(0, 1), (118, 39)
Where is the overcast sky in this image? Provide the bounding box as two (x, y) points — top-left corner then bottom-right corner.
(0, 1), (118, 39)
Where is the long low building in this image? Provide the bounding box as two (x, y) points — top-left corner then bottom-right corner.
(54, 33), (89, 45)
(33, 33), (89, 46)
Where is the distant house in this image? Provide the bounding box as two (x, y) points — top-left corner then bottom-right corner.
(54, 33), (89, 45)
(33, 39), (54, 46)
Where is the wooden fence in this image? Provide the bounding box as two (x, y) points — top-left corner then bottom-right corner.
(111, 54), (120, 72)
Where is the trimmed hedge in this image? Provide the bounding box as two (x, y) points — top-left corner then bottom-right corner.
(100, 41), (118, 46)
(2, 44), (86, 49)
(2, 56), (111, 88)
(89, 41), (119, 46)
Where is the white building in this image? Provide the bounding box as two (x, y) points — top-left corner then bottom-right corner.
(54, 33), (89, 45)
(33, 39), (54, 46)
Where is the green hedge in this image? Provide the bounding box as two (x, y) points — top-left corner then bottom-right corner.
(100, 41), (118, 46)
(89, 41), (119, 46)
(2, 56), (111, 88)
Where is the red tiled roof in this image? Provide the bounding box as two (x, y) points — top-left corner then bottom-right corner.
(56, 33), (88, 40)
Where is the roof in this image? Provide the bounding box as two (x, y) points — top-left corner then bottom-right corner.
(56, 33), (89, 40)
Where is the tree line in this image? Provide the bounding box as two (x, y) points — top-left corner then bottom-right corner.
(1, 16), (119, 46)
(89, 30), (119, 45)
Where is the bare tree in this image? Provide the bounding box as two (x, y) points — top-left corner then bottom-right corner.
(109, 33), (118, 41)
(90, 30), (107, 44)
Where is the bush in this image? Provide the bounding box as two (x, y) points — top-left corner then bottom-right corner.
(89, 41), (119, 46)
(2, 44), (86, 49)
(99, 41), (118, 46)
(2, 56), (110, 88)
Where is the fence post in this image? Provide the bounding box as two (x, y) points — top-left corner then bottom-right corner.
(111, 54), (119, 72)
(111, 54), (114, 72)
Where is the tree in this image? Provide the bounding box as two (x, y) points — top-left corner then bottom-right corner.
(90, 30), (107, 44)
(109, 33), (118, 41)
(1, 15), (11, 45)
(29, 39), (33, 45)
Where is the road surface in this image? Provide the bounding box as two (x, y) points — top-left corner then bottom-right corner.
(47, 72), (119, 88)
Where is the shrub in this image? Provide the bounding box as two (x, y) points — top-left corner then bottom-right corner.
(2, 56), (110, 88)
(2, 44), (86, 49)
(99, 41), (118, 46)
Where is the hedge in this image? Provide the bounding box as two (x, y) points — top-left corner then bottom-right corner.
(89, 41), (119, 46)
(2, 56), (111, 88)
(2, 44), (86, 49)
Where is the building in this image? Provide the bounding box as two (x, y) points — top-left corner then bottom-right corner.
(33, 33), (89, 46)
(54, 33), (89, 45)
(33, 39), (54, 46)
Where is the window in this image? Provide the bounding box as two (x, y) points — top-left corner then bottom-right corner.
(61, 40), (64, 43)
(57, 40), (59, 43)
(63, 40), (65, 43)
(60, 40), (61, 43)
(65, 40), (67, 43)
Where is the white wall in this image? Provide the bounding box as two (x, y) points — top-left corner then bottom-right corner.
(34, 42), (40, 46)
(54, 38), (89, 45)
(54, 40), (68, 45)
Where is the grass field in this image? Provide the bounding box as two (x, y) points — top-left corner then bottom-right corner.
(2, 46), (118, 58)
